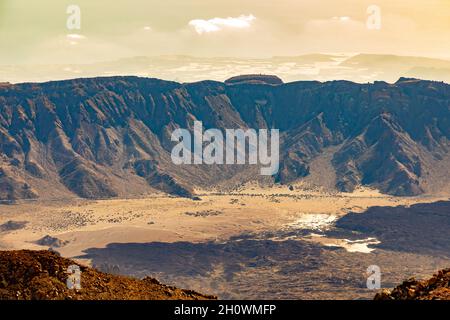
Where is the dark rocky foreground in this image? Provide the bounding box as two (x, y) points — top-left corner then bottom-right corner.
(0, 249), (448, 300)
(375, 268), (450, 300)
(0, 250), (216, 300)
(0, 76), (449, 200)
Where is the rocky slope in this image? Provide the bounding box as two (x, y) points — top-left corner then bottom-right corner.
(375, 269), (450, 300)
(0, 76), (449, 200)
(0, 250), (216, 300)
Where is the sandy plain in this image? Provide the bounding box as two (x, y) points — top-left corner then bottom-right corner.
(1, 184), (449, 299)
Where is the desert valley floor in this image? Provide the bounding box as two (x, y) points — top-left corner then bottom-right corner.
(1, 185), (449, 299)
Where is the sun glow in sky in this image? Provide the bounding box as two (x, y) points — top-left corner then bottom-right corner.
(0, 0), (449, 64)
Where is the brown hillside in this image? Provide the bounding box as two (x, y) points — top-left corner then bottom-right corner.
(375, 269), (450, 300)
(0, 250), (217, 300)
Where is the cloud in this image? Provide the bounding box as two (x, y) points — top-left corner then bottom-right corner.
(27, 34), (134, 64)
(66, 34), (87, 40)
(332, 16), (351, 22)
(189, 14), (256, 34)
(66, 34), (87, 45)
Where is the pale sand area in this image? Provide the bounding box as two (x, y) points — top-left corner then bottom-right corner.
(0, 184), (447, 266)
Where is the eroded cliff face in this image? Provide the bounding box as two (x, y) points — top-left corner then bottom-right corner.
(0, 76), (449, 200)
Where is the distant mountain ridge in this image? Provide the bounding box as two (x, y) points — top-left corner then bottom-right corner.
(0, 76), (449, 200)
(2, 54), (450, 84)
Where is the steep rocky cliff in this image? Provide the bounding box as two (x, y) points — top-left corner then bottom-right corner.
(0, 76), (448, 200)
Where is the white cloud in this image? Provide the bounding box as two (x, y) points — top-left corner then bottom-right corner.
(66, 34), (86, 40)
(332, 16), (351, 22)
(189, 14), (256, 34)
(66, 34), (87, 45)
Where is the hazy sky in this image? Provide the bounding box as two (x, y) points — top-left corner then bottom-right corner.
(0, 0), (449, 64)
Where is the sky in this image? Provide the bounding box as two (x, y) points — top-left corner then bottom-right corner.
(0, 0), (449, 65)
